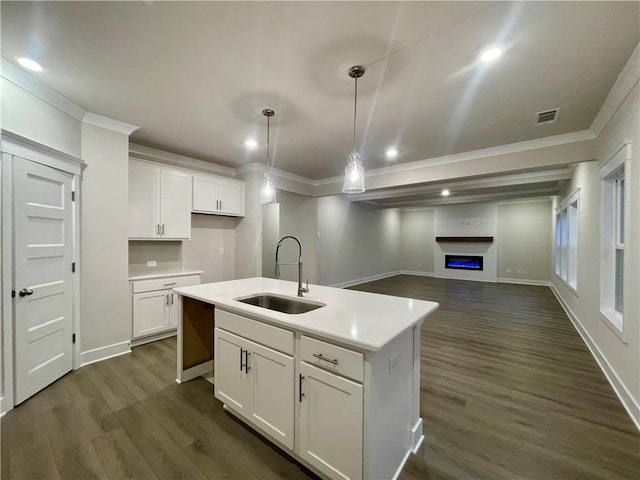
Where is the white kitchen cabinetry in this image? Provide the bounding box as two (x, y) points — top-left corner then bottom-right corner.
(193, 174), (244, 217)
(131, 273), (201, 344)
(299, 362), (363, 480)
(129, 160), (192, 240)
(214, 310), (295, 449)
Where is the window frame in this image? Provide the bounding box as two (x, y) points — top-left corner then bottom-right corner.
(555, 188), (580, 294)
(599, 141), (631, 342)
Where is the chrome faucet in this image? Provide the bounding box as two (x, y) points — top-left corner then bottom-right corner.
(275, 235), (309, 297)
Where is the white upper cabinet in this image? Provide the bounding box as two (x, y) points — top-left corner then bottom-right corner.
(129, 160), (191, 240)
(193, 174), (244, 217)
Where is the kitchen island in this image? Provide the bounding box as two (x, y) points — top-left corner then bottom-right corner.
(173, 277), (438, 480)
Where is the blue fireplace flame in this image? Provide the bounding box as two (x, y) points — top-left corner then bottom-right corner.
(445, 255), (483, 271)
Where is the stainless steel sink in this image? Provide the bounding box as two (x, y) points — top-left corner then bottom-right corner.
(235, 293), (325, 314)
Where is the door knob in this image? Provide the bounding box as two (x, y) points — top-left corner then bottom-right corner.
(19, 288), (34, 297)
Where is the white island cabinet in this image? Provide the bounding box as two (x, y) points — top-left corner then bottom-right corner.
(174, 277), (439, 480)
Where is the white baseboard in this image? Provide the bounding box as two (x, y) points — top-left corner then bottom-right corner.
(331, 271), (402, 289)
(398, 270), (434, 277)
(80, 340), (131, 367)
(1, 395), (12, 416)
(549, 283), (640, 431)
(498, 277), (550, 287)
(131, 329), (176, 347)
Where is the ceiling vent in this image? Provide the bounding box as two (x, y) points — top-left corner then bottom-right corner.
(536, 108), (560, 125)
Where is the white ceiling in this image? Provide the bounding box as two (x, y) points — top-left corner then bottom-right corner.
(1, 1), (638, 181)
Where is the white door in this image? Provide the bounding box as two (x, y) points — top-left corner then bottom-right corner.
(160, 170), (190, 239)
(13, 158), (74, 404)
(249, 340), (295, 449)
(132, 290), (170, 338)
(129, 162), (160, 238)
(298, 362), (363, 480)
(218, 180), (241, 215)
(214, 328), (252, 415)
(192, 175), (219, 213)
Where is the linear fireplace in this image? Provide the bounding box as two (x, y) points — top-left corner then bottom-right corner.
(445, 255), (483, 271)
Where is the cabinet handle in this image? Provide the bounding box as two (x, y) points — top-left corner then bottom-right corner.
(220, 200), (223, 210)
(166, 294), (169, 305)
(313, 353), (339, 366)
(161, 224), (165, 235)
(240, 348), (245, 371)
(157, 224), (160, 235)
(299, 374), (305, 402)
(245, 351), (251, 373)
(171, 293), (174, 305)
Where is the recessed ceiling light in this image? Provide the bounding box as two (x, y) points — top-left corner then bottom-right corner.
(441, 189), (450, 197)
(385, 148), (399, 159)
(244, 139), (258, 150)
(479, 47), (502, 63)
(16, 57), (43, 72)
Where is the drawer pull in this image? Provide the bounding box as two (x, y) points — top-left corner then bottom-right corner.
(313, 353), (339, 366)
(299, 374), (305, 402)
(163, 282), (177, 286)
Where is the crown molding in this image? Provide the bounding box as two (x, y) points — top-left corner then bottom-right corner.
(1, 56), (86, 121)
(129, 143), (235, 176)
(82, 112), (138, 135)
(590, 42), (640, 136)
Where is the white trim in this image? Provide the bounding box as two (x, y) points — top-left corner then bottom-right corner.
(236, 162), (316, 187)
(131, 329), (176, 347)
(330, 271), (402, 289)
(130, 143), (236, 177)
(314, 130), (595, 187)
(1, 57), (86, 121)
(409, 417), (424, 454)
(1, 130), (84, 175)
(1, 396), (12, 416)
(80, 341), (132, 367)
(398, 270), (434, 278)
(599, 310), (626, 343)
(497, 197), (553, 207)
(82, 112), (139, 135)
(549, 283), (640, 431)
(557, 187), (581, 212)
(600, 140), (632, 172)
(175, 360), (213, 384)
(1, 154), (14, 415)
(590, 43), (640, 136)
(497, 278), (550, 287)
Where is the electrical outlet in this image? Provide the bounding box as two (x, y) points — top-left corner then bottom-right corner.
(219, 247), (225, 255)
(146, 260), (157, 267)
(389, 353), (399, 374)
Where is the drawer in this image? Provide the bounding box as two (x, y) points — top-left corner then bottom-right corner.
(216, 309), (294, 356)
(301, 336), (364, 383)
(132, 274), (201, 293)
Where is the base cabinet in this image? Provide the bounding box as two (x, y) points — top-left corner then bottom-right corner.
(214, 328), (295, 449)
(299, 362), (363, 480)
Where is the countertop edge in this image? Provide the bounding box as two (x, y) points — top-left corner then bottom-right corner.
(128, 269), (204, 281)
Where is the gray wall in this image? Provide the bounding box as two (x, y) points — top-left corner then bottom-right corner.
(183, 214), (237, 283)
(80, 122), (131, 354)
(551, 82), (640, 425)
(317, 195), (400, 286)
(261, 202), (280, 279)
(235, 171), (263, 278)
(497, 200), (552, 282)
(399, 209), (435, 274)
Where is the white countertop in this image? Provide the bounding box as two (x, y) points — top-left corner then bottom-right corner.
(174, 277), (438, 351)
(128, 268), (204, 281)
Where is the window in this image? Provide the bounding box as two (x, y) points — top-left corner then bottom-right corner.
(555, 190), (579, 291)
(600, 142), (630, 338)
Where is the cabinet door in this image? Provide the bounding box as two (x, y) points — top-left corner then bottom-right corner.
(248, 340), (295, 449)
(132, 290), (170, 338)
(214, 329), (252, 416)
(160, 170), (191, 239)
(169, 292), (179, 328)
(218, 180), (243, 216)
(192, 175), (219, 213)
(129, 162), (160, 238)
(299, 362), (363, 480)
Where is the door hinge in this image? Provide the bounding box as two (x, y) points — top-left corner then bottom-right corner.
(71, 191), (76, 202)
(11, 290), (15, 298)
(72, 333), (76, 344)
(72, 262), (76, 273)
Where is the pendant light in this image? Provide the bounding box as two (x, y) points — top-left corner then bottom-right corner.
(342, 65), (366, 194)
(258, 108), (277, 205)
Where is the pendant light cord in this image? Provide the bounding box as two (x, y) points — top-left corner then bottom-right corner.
(266, 115), (271, 172)
(353, 75), (358, 154)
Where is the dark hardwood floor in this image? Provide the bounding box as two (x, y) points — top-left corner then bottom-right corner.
(2, 275), (639, 479)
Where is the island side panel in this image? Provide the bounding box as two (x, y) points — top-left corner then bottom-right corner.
(363, 328), (415, 480)
(410, 321), (424, 452)
(177, 295), (214, 382)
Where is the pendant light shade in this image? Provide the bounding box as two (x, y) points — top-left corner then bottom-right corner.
(258, 108), (277, 205)
(342, 65), (366, 194)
